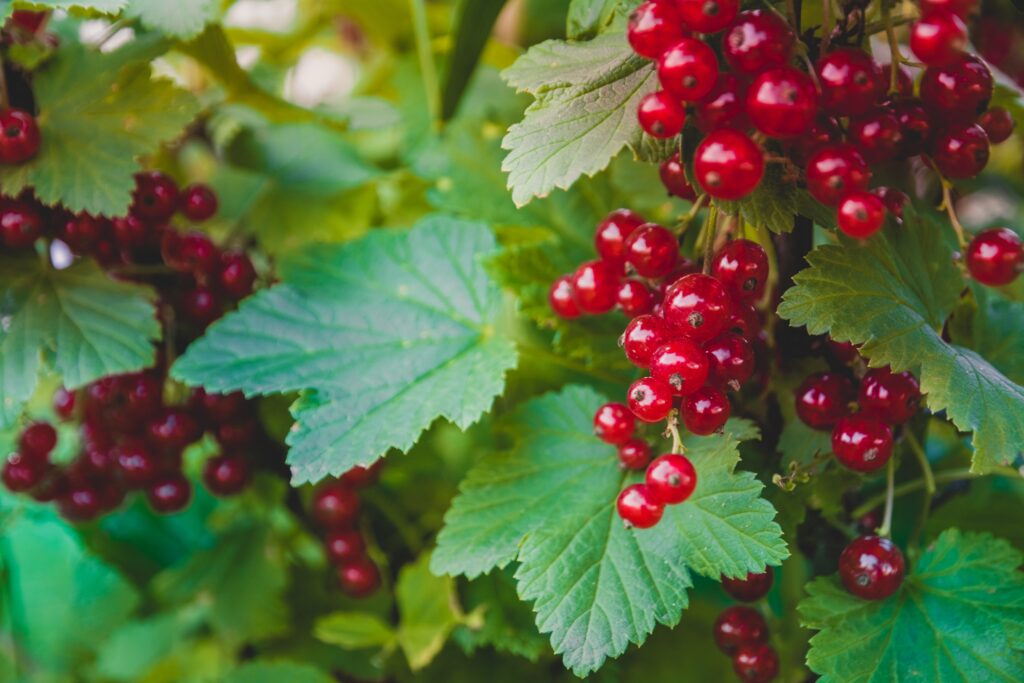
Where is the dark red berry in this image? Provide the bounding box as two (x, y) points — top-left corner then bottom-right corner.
(628, 1), (687, 60)
(694, 129), (764, 200)
(337, 557), (381, 598)
(59, 213), (105, 252)
(816, 48), (884, 117)
(805, 144), (871, 207)
(682, 385), (730, 435)
(637, 91), (687, 138)
(722, 567), (773, 602)
(858, 367), (921, 424)
(978, 107), (1015, 144)
(622, 314), (675, 367)
(617, 280), (654, 317)
(339, 461), (383, 488)
(676, 0), (739, 33)
(114, 440), (159, 488)
(203, 454), (249, 496)
(147, 473), (193, 514)
(832, 415), (894, 473)
(617, 483), (665, 528)
(655, 260), (700, 298)
(627, 377), (674, 423)
(111, 215), (149, 250)
(847, 109), (904, 164)
(625, 223), (679, 278)
(179, 183), (218, 221)
(215, 418), (258, 449)
(871, 187), (908, 220)
(572, 260), (620, 314)
(325, 529), (366, 564)
(0, 198), (44, 249)
(920, 0), (976, 17)
(618, 439), (652, 470)
(95, 477), (126, 513)
(931, 123), (989, 179)
(19, 422), (57, 459)
(219, 251), (257, 299)
(713, 606), (768, 654)
(182, 286), (221, 325)
(659, 153), (697, 199)
(839, 535), (905, 600)
(596, 209), (646, 266)
(312, 482), (360, 528)
(793, 116), (843, 160)
(712, 239), (768, 301)
(887, 98), (932, 157)
(663, 273), (733, 342)
(920, 55), (993, 121)
(122, 373), (162, 421)
(2, 453), (45, 492)
(549, 275), (581, 319)
(162, 230), (219, 274)
(726, 300), (760, 338)
(147, 409), (201, 452)
(695, 73), (748, 133)
(195, 389), (246, 424)
(645, 453), (697, 504)
(966, 228), (1022, 286)
(10, 10), (48, 35)
(131, 171), (179, 222)
(704, 333), (754, 388)
(837, 191), (887, 239)
(910, 11), (967, 67)
(53, 387), (77, 420)
(733, 643), (779, 683)
(795, 372), (853, 430)
(0, 109), (40, 164)
(650, 338), (710, 395)
(594, 402), (636, 445)
(722, 10), (794, 75)
(658, 38), (719, 102)
(826, 337), (861, 365)
(746, 66), (818, 138)
(59, 484), (103, 522)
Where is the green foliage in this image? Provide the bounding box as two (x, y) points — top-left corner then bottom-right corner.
(6, 0), (124, 16)
(126, 0), (218, 37)
(222, 661), (337, 683)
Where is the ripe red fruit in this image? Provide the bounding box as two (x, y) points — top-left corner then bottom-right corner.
(978, 107), (1015, 144)
(920, 55), (993, 121)
(839, 535), (905, 600)
(722, 567), (773, 602)
(182, 286), (222, 326)
(10, 10), (48, 34)
(920, 0), (977, 17)
(805, 144), (871, 207)
(549, 275), (581, 319)
(0, 197), (44, 249)
(122, 373), (162, 421)
(179, 183), (218, 221)
(745, 66), (818, 138)
(713, 606), (768, 654)
(195, 389), (246, 424)
(637, 91), (687, 138)
(676, 0), (739, 33)
(337, 557), (381, 597)
(847, 109), (904, 164)
(59, 484), (103, 522)
(131, 171), (179, 222)
(325, 529), (366, 564)
(837, 191), (887, 239)
(617, 280), (654, 317)
(572, 260), (620, 314)
(871, 187), (908, 220)
(713, 239), (768, 301)
(816, 48), (884, 117)
(682, 386), (731, 435)
(595, 209), (646, 266)
(881, 62), (915, 97)
(215, 418), (258, 449)
(966, 228), (1022, 286)
(733, 643), (780, 683)
(858, 367), (921, 424)
(312, 482), (360, 528)
(618, 439), (652, 470)
(622, 314), (675, 367)
(721, 10), (794, 75)
(146, 473), (193, 513)
(53, 387), (77, 420)
(624, 224), (679, 278)
(704, 333), (754, 388)
(694, 129), (764, 200)
(59, 213), (105, 252)
(147, 409), (201, 452)
(695, 73), (748, 133)
(645, 453), (697, 504)
(162, 230), (219, 274)
(910, 11), (967, 67)
(339, 461), (383, 488)
(793, 117), (843, 160)
(627, 1), (687, 60)
(0, 109), (40, 164)
(650, 338), (710, 395)
(203, 454), (250, 496)
(111, 215), (149, 250)
(594, 402), (636, 445)
(832, 415), (894, 473)
(114, 440), (159, 488)
(627, 377), (675, 423)
(19, 422), (57, 459)
(795, 372), (853, 430)
(663, 273), (733, 342)
(658, 38), (719, 101)
(931, 123), (990, 179)
(887, 98), (932, 158)
(2, 453), (45, 492)
(659, 153), (697, 200)
(725, 300), (760, 338)
(617, 483), (665, 528)
(219, 251), (257, 299)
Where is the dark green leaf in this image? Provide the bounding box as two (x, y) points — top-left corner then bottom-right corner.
(441, 0), (508, 120)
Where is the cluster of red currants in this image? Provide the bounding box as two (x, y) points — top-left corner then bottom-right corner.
(308, 464), (384, 598)
(713, 568), (778, 683)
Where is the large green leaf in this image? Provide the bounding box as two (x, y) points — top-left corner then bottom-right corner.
(949, 286), (1024, 386)
(800, 529), (1024, 682)
(0, 256), (158, 428)
(432, 386), (787, 676)
(172, 217), (517, 484)
(0, 41), (199, 215)
(126, 0), (218, 38)
(395, 552), (462, 671)
(777, 211), (1024, 473)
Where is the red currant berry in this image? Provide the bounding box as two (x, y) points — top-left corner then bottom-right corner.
(713, 239), (768, 301)
(722, 567), (773, 602)
(10, 10), (48, 35)
(722, 10), (794, 75)
(627, 377), (674, 423)
(650, 338), (710, 395)
(95, 477), (126, 513)
(131, 171), (179, 222)
(805, 144), (871, 207)
(746, 66), (818, 138)
(111, 215), (149, 250)
(59, 484), (103, 522)
(337, 557), (381, 598)
(638, 91), (687, 138)
(920, 55), (993, 121)
(837, 190), (887, 239)
(624, 223), (679, 278)
(53, 387), (77, 420)
(203, 453), (250, 496)
(795, 372), (853, 430)
(886, 98), (933, 158)
(966, 228), (1022, 286)
(910, 11), (967, 67)
(2, 453), (45, 492)
(655, 260), (700, 299)
(59, 213), (105, 253)
(114, 440), (159, 488)
(920, 0), (976, 17)
(182, 286), (222, 326)
(618, 439), (652, 470)
(0, 197), (44, 249)
(572, 260), (620, 314)
(832, 415), (893, 473)
(549, 275), (581, 319)
(695, 73), (749, 133)
(147, 409), (201, 452)
(705, 333), (754, 388)
(339, 461), (383, 488)
(694, 129), (764, 200)
(858, 367), (921, 424)
(826, 337), (861, 365)
(792, 116), (843, 160)
(658, 38), (719, 101)
(312, 482), (360, 528)
(219, 251), (257, 299)
(733, 643), (779, 683)
(847, 109), (904, 164)
(645, 453), (697, 504)
(871, 187), (908, 220)
(194, 389), (246, 424)
(122, 373), (162, 421)
(179, 183), (218, 221)
(617, 483), (665, 528)
(978, 107), (1015, 144)
(659, 153), (697, 200)
(147, 473), (193, 514)
(839, 535), (905, 600)
(596, 209), (645, 266)
(676, 0), (738, 33)
(663, 273), (733, 342)
(617, 279), (654, 317)
(622, 314), (675, 367)
(713, 606), (768, 654)
(627, 1), (686, 60)
(726, 300), (761, 338)
(215, 418), (258, 449)
(931, 123), (990, 179)
(594, 402), (636, 445)
(682, 386), (731, 435)
(0, 109), (40, 164)
(162, 230), (219, 274)
(19, 422), (57, 459)
(325, 529), (366, 564)
(816, 48), (884, 117)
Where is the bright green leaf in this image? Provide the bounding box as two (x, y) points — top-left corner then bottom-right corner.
(223, 661), (336, 683)
(949, 286), (1024, 385)
(315, 612), (396, 650)
(454, 567), (548, 661)
(126, 0), (218, 38)
(396, 553), (461, 670)
(716, 160), (800, 234)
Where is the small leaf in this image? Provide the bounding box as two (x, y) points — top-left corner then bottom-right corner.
(454, 567), (548, 661)
(126, 0), (218, 38)
(315, 612), (396, 650)
(395, 553), (461, 670)
(948, 285), (1024, 385)
(715, 160), (799, 234)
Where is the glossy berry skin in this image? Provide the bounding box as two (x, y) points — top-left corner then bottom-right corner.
(162, 230), (219, 275)
(726, 300), (760, 338)
(111, 215), (148, 250)
(131, 171), (179, 222)
(931, 123), (990, 179)
(624, 224), (678, 279)
(219, 251), (257, 299)
(816, 49), (884, 117)
(325, 529), (366, 564)
(848, 110), (904, 164)
(114, 440), (159, 488)
(2, 453), (45, 492)
(618, 439), (652, 470)
(872, 187), (908, 220)
(805, 144), (871, 207)
(19, 422), (57, 459)
(659, 153), (697, 200)
(637, 91), (687, 138)
(0, 109), (40, 164)
(146, 473), (193, 514)
(837, 191), (887, 240)
(650, 338), (710, 395)
(733, 643), (780, 683)
(622, 314), (675, 367)
(645, 453), (697, 504)
(53, 387), (77, 420)
(338, 557), (381, 598)
(694, 129), (764, 200)
(839, 535), (905, 600)
(59, 485), (103, 522)
(920, 0), (977, 17)
(887, 98), (933, 158)
(179, 183), (218, 221)
(312, 482), (360, 528)
(594, 402), (636, 445)
(0, 198), (44, 249)
(571, 260), (619, 314)
(859, 367), (921, 424)
(617, 483), (665, 528)
(203, 454), (250, 496)
(967, 228), (1022, 286)
(147, 409), (201, 452)
(713, 239), (768, 301)
(627, 377), (674, 423)
(910, 11), (967, 67)
(549, 275), (581, 319)
(617, 280), (654, 317)
(832, 415), (894, 473)
(713, 606), (768, 654)
(705, 333), (754, 388)
(682, 386), (731, 435)
(663, 273), (733, 342)
(722, 10), (794, 75)
(215, 418), (257, 450)
(59, 213), (105, 252)
(745, 67), (818, 139)
(340, 461), (383, 489)
(675, 0), (738, 33)
(627, 1), (686, 60)
(658, 38), (719, 102)
(978, 107), (1015, 144)
(695, 73), (748, 133)
(920, 55), (993, 121)
(795, 372), (853, 430)
(595, 209), (645, 266)
(182, 286), (221, 326)
(722, 567), (773, 602)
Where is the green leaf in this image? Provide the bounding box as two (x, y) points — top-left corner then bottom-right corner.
(566, 0), (631, 39)
(949, 286), (1024, 385)
(454, 567), (548, 661)
(501, 32), (659, 207)
(126, 0), (218, 38)
(396, 552), (461, 670)
(92, 612), (199, 681)
(223, 661), (336, 683)
(0, 41), (200, 215)
(716, 160), (800, 234)
(777, 210), (1024, 473)
(7, 0), (124, 15)
(172, 217), (517, 484)
(0, 256), (158, 428)
(441, 0), (508, 120)
(801, 529), (1024, 682)
(432, 386), (786, 676)
(315, 612), (396, 650)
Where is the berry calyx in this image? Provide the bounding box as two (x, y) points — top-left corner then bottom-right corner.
(624, 223), (679, 278)
(713, 605), (768, 654)
(637, 91), (687, 138)
(572, 260), (620, 314)
(179, 183), (218, 221)
(595, 209), (645, 266)
(795, 372), (853, 430)
(549, 275), (582, 319)
(682, 385), (731, 435)
(837, 190), (887, 239)
(712, 239), (768, 301)
(146, 473), (192, 514)
(745, 66), (818, 138)
(650, 338), (710, 395)
(617, 483), (665, 528)
(704, 333), (754, 388)
(733, 643), (780, 683)
(858, 367), (921, 424)
(618, 439), (652, 470)
(721, 10), (794, 75)
(694, 129), (764, 200)
(312, 482), (360, 528)
(663, 273), (733, 342)
(658, 38), (719, 102)
(722, 567), (773, 602)
(831, 415), (894, 473)
(627, 1), (686, 60)
(202, 454), (250, 496)
(131, 171), (179, 222)
(910, 11), (967, 67)
(930, 123), (990, 179)
(0, 109), (40, 164)
(594, 402), (636, 445)
(337, 557), (381, 598)
(839, 535), (905, 600)
(966, 228), (1022, 286)
(816, 48), (884, 117)
(627, 377), (675, 423)
(676, 0), (739, 34)
(645, 453), (697, 504)
(324, 529), (366, 564)
(622, 314), (675, 367)
(805, 144), (871, 207)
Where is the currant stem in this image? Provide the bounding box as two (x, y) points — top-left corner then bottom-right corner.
(878, 458), (896, 537)
(820, 0), (832, 54)
(702, 205), (719, 274)
(937, 175), (969, 249)
(851, 465), (1024, 519)
(675, 193), (708, 235)
(667, 415), (684, 454)
(905, 431), (935, 496)
(881, 0), (903, 94)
